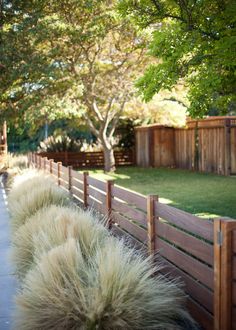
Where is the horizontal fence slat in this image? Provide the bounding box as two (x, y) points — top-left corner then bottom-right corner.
(110, 224), (146, 251)
(60, 180), (69, 190)
(71, 170), (83, 181)
(72, 187), (84, 201)
(187, 298), (213, 330)
(156, 220), (213, 266)
(87, 196), (106, 214)
(87, 186), (106, 204)
(112, 198), (147, 227)
(87, 176), (106, 191)
(60, 171), (69, 181)
(155, 201), (213, 242)
(156, 238), (214, 290)
(111, 185), (147, 212)
(52, 162), (58, 169)
(159, 258), (213, 313)
(72, 178), (84, 191)
(60, 165), (68, 175)
(112, 212), (147, 243)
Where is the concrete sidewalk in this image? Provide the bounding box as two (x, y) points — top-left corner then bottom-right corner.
(0, 182), (17, 330)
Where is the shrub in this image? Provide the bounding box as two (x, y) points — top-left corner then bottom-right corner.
(8, 170), (54, 202)
(9, 182), (71, 232)
(5, 154), (29, 170)
(39, 135), (81, 152)
(15, 238), (197, 330)
(12, 205), (108, 280)
(0, 155), (30, 188)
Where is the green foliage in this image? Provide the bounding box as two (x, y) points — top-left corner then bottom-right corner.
(116, 118), (136, 149)
(119, 0), (236, 117)
(39, 135), (81, 152)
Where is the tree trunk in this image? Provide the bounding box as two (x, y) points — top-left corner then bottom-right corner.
(103, 146), (116, 172)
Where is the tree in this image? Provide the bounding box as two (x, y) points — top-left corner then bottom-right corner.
(0, 0), (148, 171)
(118, 0), (236, 117)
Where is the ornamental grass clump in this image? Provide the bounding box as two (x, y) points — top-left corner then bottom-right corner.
(9, 181), (71, 232)
(12, 205), (108, 280)
(8, 169), (54, 202)
(15, 238), (197, 330)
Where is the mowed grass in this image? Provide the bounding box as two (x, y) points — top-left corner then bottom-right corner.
(87, 167), (236, 219)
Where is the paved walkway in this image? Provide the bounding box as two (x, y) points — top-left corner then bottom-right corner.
(0, 182), (17, 329)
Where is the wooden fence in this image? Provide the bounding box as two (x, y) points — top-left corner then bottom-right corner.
(29, 152), (236, 330)
(135, 117), (236, 175)
(0, 121), (7, 156)
(38, 149), (134, 168)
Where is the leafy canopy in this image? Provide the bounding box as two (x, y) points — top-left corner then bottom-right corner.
(118, 0), (236, 117)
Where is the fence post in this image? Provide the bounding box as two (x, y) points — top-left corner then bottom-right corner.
(106, 180), (114, 228)
(224, 118), (231, 176)
(68, 166), (72, 193)
(83, 172), (89, 208)
(49, 159), (53, 174)
(3, 120), (7, 154)
(43, 157), (47, 171)
(147, 195), (158, 255)
(214, 218), (236, 330)
(57, 162), (62, 186)
(38, 155), (42, 169)
(214, 218), (221, 330)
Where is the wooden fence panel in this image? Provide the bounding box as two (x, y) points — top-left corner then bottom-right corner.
(135, 129), (150, 167)
(135, 117), (236, 175)
(153, 127), (175, 167)
(175, 126), (196, 170)
(38, 150), (134, 168)
(30, 153), (236, 329)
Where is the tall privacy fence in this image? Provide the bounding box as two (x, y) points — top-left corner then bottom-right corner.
(29, 152), (236, 330)
(38, 149), (134, 168)
(135, 116), (236, 176)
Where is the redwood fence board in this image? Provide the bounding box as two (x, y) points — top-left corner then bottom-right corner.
(111, 185), (147, 211)
(135, 117), (236, 176)
(154, 201), (214, 242)
(156, 220), (214, 265)
(112, 212), (148, 243)
(112, 198), (147, 227)
(160, 258), (213, 313)
(29, 152), (236, 330)
(156, 238), (214, 290)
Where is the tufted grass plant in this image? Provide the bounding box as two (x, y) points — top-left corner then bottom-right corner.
(6, 154), (29, 170)
(9, 181), (71, 232)
(12, 205), (108, 280)
(8, 169), (54, 201)
(15, 238), (197, 330)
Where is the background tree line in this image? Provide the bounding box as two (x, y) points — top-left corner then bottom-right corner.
(1, 0), (235, 171)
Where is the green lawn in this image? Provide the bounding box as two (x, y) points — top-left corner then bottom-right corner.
(87, 167), (236, 219)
